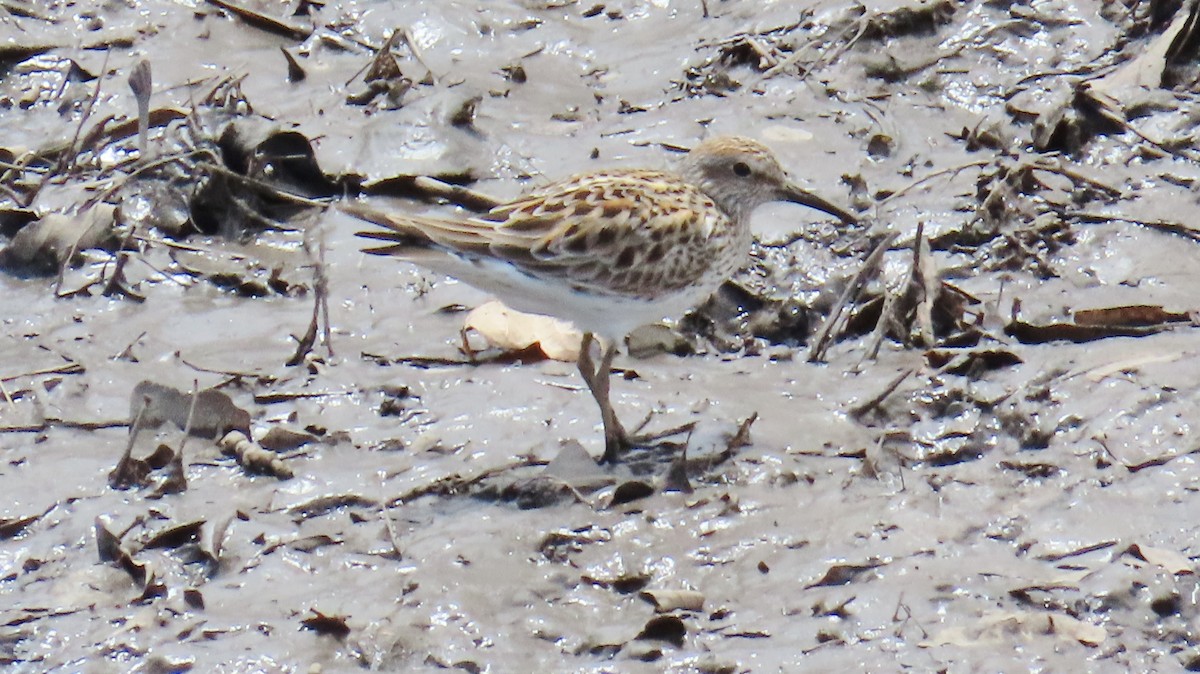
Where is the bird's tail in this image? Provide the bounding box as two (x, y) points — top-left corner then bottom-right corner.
(344, 200), (514, 295)
(343, 202), (437, 257)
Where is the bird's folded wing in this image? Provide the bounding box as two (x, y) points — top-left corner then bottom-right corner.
(347, 170), (714, 296)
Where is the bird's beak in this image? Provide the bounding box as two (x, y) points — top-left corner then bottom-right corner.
(780, 181), (858, 225)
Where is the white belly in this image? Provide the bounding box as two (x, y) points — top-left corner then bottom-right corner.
(407, 254), (717, 340)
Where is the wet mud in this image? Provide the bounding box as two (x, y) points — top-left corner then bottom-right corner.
(3, 1), (1200, 672)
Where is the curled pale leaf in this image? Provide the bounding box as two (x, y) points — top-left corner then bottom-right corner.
(639, 589), (705, 613)
(0, 205), (116, 274)
(922, 611), (1106, 648)
(463, 300), (581, 361)
(1129, 543), (1194, 575)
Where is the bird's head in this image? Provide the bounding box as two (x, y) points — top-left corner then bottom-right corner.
(680, 136), (857, 225)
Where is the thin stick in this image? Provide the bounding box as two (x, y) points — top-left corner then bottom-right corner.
(180, 358), (273, 382)
(860, 292), (895, 363)
(808, 232), (898, 362)
(0, 361), (84, 382)
(179, 380), (200, 449)
(58, 49), (112, 176)
(385, 457), (549, 507)
(1063, 210), (1200, 243)
(1080, 87), (1200, 163)
(401, 27), (437, 83)
(912, 222), (936, 347)
(877, 160), (991, 207)
(197, 161), (330, 208)
(108, 400), (148, 487)
(0, 418), (130, 433)
(1030, 159), (1123, 197)
(380, 496), (404, 559)
(82, 149), (212, 210)
(849, 369), (914, 418)
(411, 175), (502, 211)
(796, 15), (869, 82)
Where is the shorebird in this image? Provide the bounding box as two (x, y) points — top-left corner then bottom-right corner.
(347, 136), (856, 463)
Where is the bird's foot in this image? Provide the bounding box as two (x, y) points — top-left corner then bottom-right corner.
(599, 418), (696, 465)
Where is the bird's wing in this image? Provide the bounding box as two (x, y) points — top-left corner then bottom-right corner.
(350, 170), (722, 298)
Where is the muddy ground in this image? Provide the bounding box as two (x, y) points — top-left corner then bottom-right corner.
(3, 1), (1200, 672)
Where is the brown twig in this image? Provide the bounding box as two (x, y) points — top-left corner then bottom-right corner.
(131, 232), (224, 254)
(0, 417), (129, 433)
(226, 192), (302, 232)
(1079, 86), (1200, 163)
(1062, 210), (1200, 243)
(1029, 159), (1123, 198)
(197, 161), (330, 208)
(728, 412), (758, 448)
(877, 160), (991, 207)
(179, 357), (275, 383)
(849, 369), (914, 418)
(113, 331), (147, 361)
(380, 498), (404, 559)
(101, 225), (143, 301)
(386, 457), (549, 507)
(861, 292), (896, 363)
(253, 391), (344, 404)
(808, 232), (899, 362)
(795, 14), (869, 81)
(317, 237), (333, 359)
(0, 361), (84, 382)
(178, 380), (200, 454)
(401, 27), (437, 83)
(57, 49), (112, 177)
(108, 400), (148, 488)
(81, 149), (211, 211)
(286, 231), (329, 366)
(409, 175), (503, 212)
(203, 0), (312, 40)
(912, 222), (936, 347)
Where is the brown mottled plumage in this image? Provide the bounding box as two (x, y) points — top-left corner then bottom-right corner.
(347, 136), (855, 463)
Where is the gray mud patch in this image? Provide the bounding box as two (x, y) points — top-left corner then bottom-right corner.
(3, 1), (1200, 672)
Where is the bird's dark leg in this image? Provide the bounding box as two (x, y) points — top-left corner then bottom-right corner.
(577, 332), (628, 463)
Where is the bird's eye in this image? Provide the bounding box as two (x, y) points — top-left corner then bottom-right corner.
(732, 161), (751, 177)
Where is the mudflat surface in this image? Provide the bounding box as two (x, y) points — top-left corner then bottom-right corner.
(3, 1), (1200, 672)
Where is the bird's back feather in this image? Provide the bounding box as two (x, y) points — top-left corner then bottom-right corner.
(346, 168), (734, 301)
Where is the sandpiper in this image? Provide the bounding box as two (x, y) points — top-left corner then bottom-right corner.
(347, 136), (856, 463)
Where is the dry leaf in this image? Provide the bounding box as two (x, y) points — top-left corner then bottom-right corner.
(1087, 5), (1195, 97)
(611, 480), (655, 505)
(0, 205), (117, 274)
(635, 615), (686, 647)
(0, 514), (42, 540)
(257, 425), (318, 451)
(639, 589), (705, 612)
(132, 381), (251, 439)
(806, 558), (887, 588)
(1006, 317), (1169, 344)
(1128, 543), (1194, 575)
(300, 609), (351, 639)
(922, 611), (1106, 648)
(1073, 305), (1192, 327)
(463, 300), (581, 361)
(143, 520), (205, 549)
